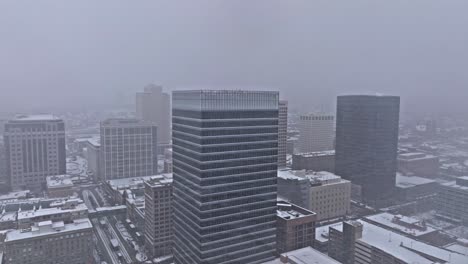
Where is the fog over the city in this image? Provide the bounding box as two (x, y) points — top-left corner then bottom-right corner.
(1, 0), (467, 114)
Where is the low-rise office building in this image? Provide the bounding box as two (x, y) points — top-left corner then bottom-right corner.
(278, 170), (351, 221)
(395, 174), (438, 202)
(17, 198), (88, 229)
(46, 175), (74, 198)
(398, 152), (439, 178)
(437, 176), (468, 223)
(292, 151), (335, 172)
(276, 202), (317, 255)
(3, 218), (93, 264)
(325, 220), (468, 264)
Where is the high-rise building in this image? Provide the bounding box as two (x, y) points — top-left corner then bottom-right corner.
(298, 113), (334, 153)
(84, 138), (100, 182)
(100, 118), (157, 181)
(4, 218), (93, 264)
(144, 174), (173, 259)
(4, 115), (66, 191)
(278, 101), (288, 168)
(172, 90), (279, 264)
(136, 84), (171, 145)
(335, 95), (400, 203)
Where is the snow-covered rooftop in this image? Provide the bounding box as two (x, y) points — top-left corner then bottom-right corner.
(398, 152), (437, 160)
(278, 170), (348, 186)
(294, 150), (335, 158)
(5, 219), (92, 242)
(316, 220), (468, 264)
(107, 173), (172, 191)
(13, 114), (60, 122)
(396, 174), (436, 188)
(46, 175), (74, 189)
(17, 202), (87, 220)
(0, 190), (30, 201)
(364, 213), (436, 237)
(262, 247), (342, 264)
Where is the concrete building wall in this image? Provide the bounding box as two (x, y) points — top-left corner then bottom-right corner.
(100, 119), (157, 180)
(292, 152), (335, 172)
(309, 181), (351, 221)
(278, 101), (288, 168)
(4, 116), (66, 191)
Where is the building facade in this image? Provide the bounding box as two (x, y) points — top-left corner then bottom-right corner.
(278, 101), (288, 168)
(278, 170), (351, 221)
(85, 138), (100, 182)
(398, 152), (439, 178)
(136, 84), (171, 144)
(4, 115), (66, 191)
(276, 202), (316, 255)
(3, 219), (93, 264)
(291, 151), (335, 172)
(335, 95), (400, 203)
(100, 118), (157, 181)
(172, 90), (279, 264)
(437, 176), (468, 223)
(144, 175), (173, 258)
(298, 113), (334, 153)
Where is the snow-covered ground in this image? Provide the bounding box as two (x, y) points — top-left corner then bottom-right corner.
(67, 156), (88, 177)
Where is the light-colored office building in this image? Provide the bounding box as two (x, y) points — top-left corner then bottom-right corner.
(278, 100), (288, 168)
(278, 170), (351, 221)
(437, 176), (468, 223)
(85, 137), (100, 182)
(298, 113), (334, 153)
(144, 175), (173, 259)
(3, 218), (93, 264)
(4, 115), (66, 191)
(100, 118), (157, 181)
(136, 84), (171, 145)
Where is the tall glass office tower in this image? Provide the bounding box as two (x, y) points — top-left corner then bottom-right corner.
(335, 95), (400, 203)
(172, 90), (279, 264)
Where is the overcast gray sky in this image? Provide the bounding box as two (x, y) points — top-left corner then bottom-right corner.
(1, 0), (467, 114)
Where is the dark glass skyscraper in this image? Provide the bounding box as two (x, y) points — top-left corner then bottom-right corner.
(335, 95), (400, 203)
(172, 90), (279, 264)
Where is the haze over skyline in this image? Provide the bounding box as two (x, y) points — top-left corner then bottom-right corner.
(1, 0), (467, 114)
